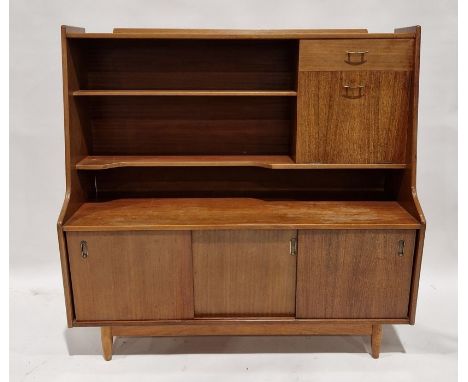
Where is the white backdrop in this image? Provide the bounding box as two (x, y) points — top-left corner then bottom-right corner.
(10, 1), (457, 381)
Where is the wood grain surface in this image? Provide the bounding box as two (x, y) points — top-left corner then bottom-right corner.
(296, 71), (411, 164)
(299, 39), (414, 71)
(88, 96), (294, 155)
(63, 199), (421, 231)
(67, 231), (194, 321)
(110, 322), (373, 336)
(67, 30), (415, 39)
(193, 230), (297, 316)
(73, 90), (297, 96)
(76, 155), (407, 170)
(76, 39), (297, 90)
(296, 230), (416, 318)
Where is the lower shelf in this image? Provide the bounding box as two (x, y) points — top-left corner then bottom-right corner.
(63, 198), (421, 231)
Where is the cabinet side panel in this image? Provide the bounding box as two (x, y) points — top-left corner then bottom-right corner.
(395, 27), (426, 323)
(58, 26), (88, 327)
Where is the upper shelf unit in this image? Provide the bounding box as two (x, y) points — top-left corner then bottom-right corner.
(68, 39), (298, 91)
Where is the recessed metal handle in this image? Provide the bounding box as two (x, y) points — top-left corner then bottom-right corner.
(398, 240), (405, 257)
(80, 241), (88, 259)
(290, 238), (297, 256)
(345, 50), (368, 65)
(343, 85), (365, 99)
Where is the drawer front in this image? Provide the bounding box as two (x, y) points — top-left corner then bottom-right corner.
(296, 229), (416, 319)
(67, 231), (194, 321)
(299, 39), (414, 71)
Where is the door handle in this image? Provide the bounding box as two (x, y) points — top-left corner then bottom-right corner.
(80, 240), (88, 259)
(290, 238), (297, 256)
(398, 240), (405, 257)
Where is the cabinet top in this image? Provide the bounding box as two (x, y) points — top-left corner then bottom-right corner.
(62, 26), (419, 39)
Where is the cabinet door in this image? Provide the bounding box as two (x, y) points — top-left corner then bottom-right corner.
(193, 230), (297, 317)
(296, 71), (411, 164)
(67, 231), (194, 321)
(296, 230), (415, 319)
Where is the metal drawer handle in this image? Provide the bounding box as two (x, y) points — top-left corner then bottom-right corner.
(345, 50), (368, 65)
(343, 85), (365, 98)
(80, 241), (88, 259)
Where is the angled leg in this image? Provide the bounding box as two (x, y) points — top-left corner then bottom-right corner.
(371, 324), (383, 359)
(101, 326), (113, 361)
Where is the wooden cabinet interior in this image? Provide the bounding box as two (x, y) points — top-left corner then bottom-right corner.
(58, 26), (426, 360)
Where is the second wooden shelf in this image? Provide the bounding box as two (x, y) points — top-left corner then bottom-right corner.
(72, 90), (298, 97)
(76, 156), (408, 170)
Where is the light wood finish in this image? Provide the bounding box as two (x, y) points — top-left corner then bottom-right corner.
(67, 231), (194, 320)
(76, 155), (407, 170)
(63, 199), (421, 231)
(73, 90), (297, 96)
(371, 324), (383, 359)
(192, 230), (297, 316)
(111, 322), (373, 336)
(299, 39), (414, 71)
(101, 327), (113, 361)
(296, 230), (416, 319)
(296, 71), (411, 164)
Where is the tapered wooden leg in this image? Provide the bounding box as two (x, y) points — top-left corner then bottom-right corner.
(371, 324), (383, 359)
(101, 327), (113, 361)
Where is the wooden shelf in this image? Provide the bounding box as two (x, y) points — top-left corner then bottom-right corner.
(66, 30), (415, 40)
(76, 156), (408, 170)
(72, 90), (298, 97)
(63, 198), (421, 231)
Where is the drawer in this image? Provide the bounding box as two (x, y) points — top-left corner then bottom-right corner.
(299, 39), (414, 71)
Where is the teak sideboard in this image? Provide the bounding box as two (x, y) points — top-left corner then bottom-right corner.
(58, 26), (426, 360)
